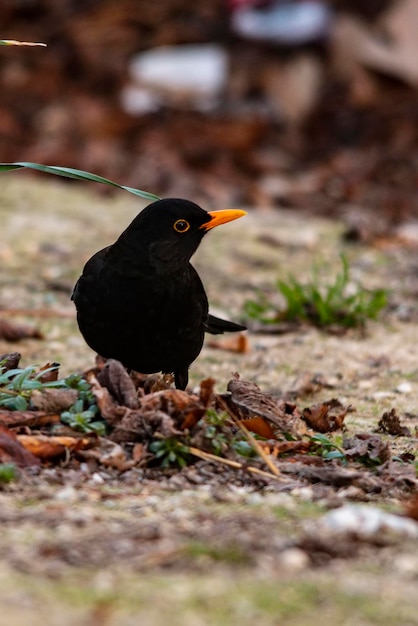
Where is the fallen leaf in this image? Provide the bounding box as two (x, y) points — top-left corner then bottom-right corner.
(30, 388), (78, 413)
(403, 495), (418, 521)
(280, 458), (363, 487)
(87, 372), (127, 425)
(0, 425), (40, 467)
(286, 371), (333, 399)
(223, 376), (305, 438)
(35, 362), (60, 383)
(260, 440), (312, 456)
(302, 399), (349, 432)
(239, 417), (275, 439)
(97, 359), (139, 409)
(0, 319), (43, 342)
(343, 433), (391, 465)
(17, 434), (94, 459)
(0, 410), (61, 428)
(206, 333), (249, 353)
(377, 408), (411, 437)
(142, 388), (206, 432)
(102, 385), (206, 443)
(0, 352), (21, 370)
(78, 438), (134, 470)
(199, 377), (216, 408)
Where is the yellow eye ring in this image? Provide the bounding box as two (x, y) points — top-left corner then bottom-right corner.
(174, 219), (190, 233)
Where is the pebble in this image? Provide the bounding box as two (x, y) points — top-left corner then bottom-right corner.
(54, 485), (78, 502)
(279, 548), (310, 572)
(314, 504), (418, 543)
(290, 486), (314, 501)
(392, 554), (418, 576)
(395, 381), (412, 394)
(90, 472), (105, 485)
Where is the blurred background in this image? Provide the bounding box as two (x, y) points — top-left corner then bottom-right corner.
(0, 0), (417, 224)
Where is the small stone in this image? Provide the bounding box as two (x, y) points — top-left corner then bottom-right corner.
(370, 391), (395, 400)
(395, 381), (412, 394)
(336, 486), (364, 500)
(393, 554), (418, 576)
(315, 504), (418, 543)
(90, 472), (105, 485)
(291, 486), (314, 501)
(279, 548), (310, 571)
(54, 485), (78, 502)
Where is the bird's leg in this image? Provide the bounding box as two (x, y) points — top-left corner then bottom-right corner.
(174, 369), (188, 390)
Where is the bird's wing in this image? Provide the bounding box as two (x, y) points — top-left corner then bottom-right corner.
(205, 313), (246, 335)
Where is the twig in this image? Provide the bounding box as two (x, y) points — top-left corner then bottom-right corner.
(216, 395), (281, 476)
(188, 446), (243, 468)
(187, 446), (284, 482)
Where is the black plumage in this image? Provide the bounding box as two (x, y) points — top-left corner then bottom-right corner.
(72, 198), (246, 389)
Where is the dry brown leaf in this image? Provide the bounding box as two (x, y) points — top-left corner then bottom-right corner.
(260, 440), (312, 457)
(111, 409), (179, 443)
(206, 333), (250, 354)
(0, 352), (21, 370)
(199, 377), (216, 408)
(97, 359), (139, 409)
(0, 319), (43, 342)
(30, 388), (78, 413)
(302, 399), (349, 432)
(35, 362), (60, 383)
(377, 408), (412, 437)
(0, 425), (40, 467)
(343, 433), (391, 465)
(403, 495), (418, 521)
(224, 376), (305, 438)
(139, 388), (205, 431)
(17, 434), (94, 459)
(238, 417), (275, 439)
(0, 410), (61, 428)
(286, 371), (334, 399)
(132, 442), (146, 463)
(87, 372), (127, 425)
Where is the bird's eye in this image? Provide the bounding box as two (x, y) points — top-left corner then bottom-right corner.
(173, 219), (190, 233)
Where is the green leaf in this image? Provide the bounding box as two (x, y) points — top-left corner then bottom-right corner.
(0, 463), (18, 484)
(0, 162), (160, 202)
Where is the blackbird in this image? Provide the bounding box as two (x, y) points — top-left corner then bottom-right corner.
(72, 198), (247, 389)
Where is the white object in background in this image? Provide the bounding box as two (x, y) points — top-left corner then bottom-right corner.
(315, 504), (418, 542)
(121, 44), (228, 114)
(231, 1), (332, 46)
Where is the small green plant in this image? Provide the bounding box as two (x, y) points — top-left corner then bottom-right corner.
(0, 363), (62, 410)
(0, 363), (103, 433)
(232, 439), (258, 459)
(309, 433), (347, 462)
(244, 255), (387, 329)
(203, 409), (229, 455)
(60, 398), (105, 435)
(64, 373), (96, 405)
(0, 463), (18, 484)
(149, 437), (192, 468)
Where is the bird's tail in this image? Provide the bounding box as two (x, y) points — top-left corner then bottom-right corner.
(205, 314), (246, 335)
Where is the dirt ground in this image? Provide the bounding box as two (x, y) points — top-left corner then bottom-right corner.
(0, 174), (417, 625)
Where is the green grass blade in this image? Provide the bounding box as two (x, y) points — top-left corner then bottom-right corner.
(0, 162), (160, 202)
(0, 39), (46, 47)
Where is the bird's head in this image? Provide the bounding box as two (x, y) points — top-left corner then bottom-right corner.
(114, 198), (246, 273)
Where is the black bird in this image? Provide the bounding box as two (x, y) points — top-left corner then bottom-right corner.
(72, 198), (247, 389)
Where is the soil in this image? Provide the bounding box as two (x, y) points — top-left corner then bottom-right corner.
(0, 174), (417, 626)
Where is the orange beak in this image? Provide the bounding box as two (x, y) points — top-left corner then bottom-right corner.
(200, 208), (247, 231)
